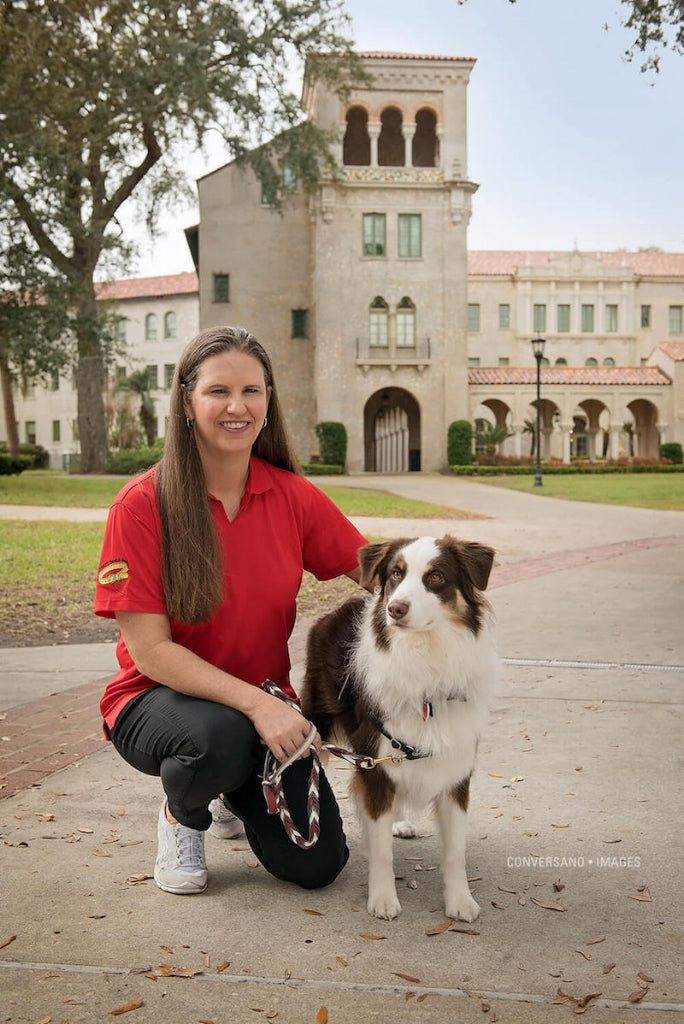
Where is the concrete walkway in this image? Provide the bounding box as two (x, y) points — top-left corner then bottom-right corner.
(0, 476), (683, 1022)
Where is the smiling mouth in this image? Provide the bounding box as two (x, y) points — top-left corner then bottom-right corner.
(221, 421), (250, 431)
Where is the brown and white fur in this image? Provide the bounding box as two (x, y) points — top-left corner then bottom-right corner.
(301, 536), (498, 921)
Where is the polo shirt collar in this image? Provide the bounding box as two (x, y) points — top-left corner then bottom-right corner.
(245, 455), (274, 496)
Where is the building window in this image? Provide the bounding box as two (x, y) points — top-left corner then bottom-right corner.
(555, 357), (567, 366)
(71, 418), (79, 442)
(164, 364), (175, 390)
(362, 213), (386, 257)
(533, 303), (547, 333)
(378, 106), (404, 166)
(557, 304), (570, 333)
(640, 305), (651, 328)
(343, 106), (370, 166)
(396, 297), (416, 347)
(25, 420), (36, 444)
(164, 311), (177, 338)
(605, 304), (618, 332)
(145, 313), (157, 340)
(467, 303), (481, 332)
(213, 274), (230, 303)
(581, 304), (595, 332)
(467, 357), (480, 367)
(146, 364), (159, 390)
(369, 296), (389, 346)
(585, 357), (598, 366)
(498, 357), (510, 366)
(52, 419), (60, 443)
(291, 309), (308, 338)
(412, 108), (438, 167)
(498, 304), (510, 328)
(282, 160), (297, 191)
(50, 369), (60, 391)
(669, 305), (683, 333)
(116, 317), (127, 343)
(398, 214), (422, 257)
(115, 365), (126, 381)
(603, 357), (615, 366)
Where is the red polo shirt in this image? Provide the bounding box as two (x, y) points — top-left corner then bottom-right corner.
(95, 457), (367, 734)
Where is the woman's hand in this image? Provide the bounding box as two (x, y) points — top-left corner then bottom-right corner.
(249, 691), (320, 763)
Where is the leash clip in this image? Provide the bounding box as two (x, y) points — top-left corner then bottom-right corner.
(361, 753), (406, 769)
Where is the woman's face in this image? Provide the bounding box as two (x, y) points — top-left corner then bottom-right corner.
(183, 350), (271, 462)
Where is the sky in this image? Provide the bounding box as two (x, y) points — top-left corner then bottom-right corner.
(122, 0), (684, 278)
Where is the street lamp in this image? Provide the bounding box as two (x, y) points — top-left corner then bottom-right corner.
(531, 335), (546, 486)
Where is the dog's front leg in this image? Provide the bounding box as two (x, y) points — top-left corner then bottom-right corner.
(436, 783), (480, 922)
(363, 809), (402, 920)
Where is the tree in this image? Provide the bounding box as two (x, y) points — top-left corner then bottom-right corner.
(0, 1), (359, 472)
(114, 369), (157, 448)
(475, 421), (513, 456)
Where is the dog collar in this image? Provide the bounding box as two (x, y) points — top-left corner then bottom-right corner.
(366, 711), (429, 761)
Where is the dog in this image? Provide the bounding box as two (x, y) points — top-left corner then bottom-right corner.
(300, 535), (498, 921)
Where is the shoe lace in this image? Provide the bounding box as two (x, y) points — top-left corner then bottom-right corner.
(175, 825), (206, 871)
(214, 801), (237, 825)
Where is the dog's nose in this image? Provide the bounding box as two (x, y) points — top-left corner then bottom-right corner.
(388, 599), (410, 621)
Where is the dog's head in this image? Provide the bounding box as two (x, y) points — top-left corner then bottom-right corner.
(359, 536), (495, 634)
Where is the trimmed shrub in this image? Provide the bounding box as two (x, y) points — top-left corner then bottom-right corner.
(315, 422), (347, 467)
(660, 442), (683, 465)
(447, 420), (473, 466)
(0, 453), (31, 475)
(104, 442), (163, 475)
(302, 463), (345, 475)
(0, 442), (49, 469)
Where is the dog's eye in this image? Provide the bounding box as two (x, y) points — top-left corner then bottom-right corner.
(428, 571), (444, 586)
(390, 566), (403, 581)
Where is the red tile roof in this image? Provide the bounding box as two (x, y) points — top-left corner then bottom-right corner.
(355, 51), (476, 62)
(468, 366), (672, 386)
(657, 342), (684, 361)
(95, 272), (198, 301)
(468, 250), (684, 278)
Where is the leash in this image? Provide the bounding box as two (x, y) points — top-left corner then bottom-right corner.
(260, 680), (406, 849)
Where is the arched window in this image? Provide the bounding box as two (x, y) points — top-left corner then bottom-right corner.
(145, 313), (157, 341)
(585, 357), (598, 366)
(164, 311), (177, 338)
(396, 297), (416, 347)
(412, 108), (438, 167)
(378, 107), (404, 167)
(343, 106), (370, 166)
(369, 296), (389, 347)
(603, 357), (615, 366)
(555, 357), (567, 366)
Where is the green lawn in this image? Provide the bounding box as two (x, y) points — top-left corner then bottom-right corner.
(477, 472), (684, 511)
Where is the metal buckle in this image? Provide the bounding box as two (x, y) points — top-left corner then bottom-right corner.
(361, 753), (405, 769)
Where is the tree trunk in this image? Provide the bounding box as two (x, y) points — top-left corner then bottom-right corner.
(74, 283), (109, 473)
(0, 346), (20, 456)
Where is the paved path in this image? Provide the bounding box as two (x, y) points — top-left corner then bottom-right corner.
(1, 476), (682, 1022)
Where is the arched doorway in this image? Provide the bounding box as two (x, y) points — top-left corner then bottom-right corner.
(364, 388), (421, 472)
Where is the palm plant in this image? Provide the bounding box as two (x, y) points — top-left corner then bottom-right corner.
(114, 369), (156, 447)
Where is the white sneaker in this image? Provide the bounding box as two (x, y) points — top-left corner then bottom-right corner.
(154, 800), (208, 895)
(209, 797), (244, 840)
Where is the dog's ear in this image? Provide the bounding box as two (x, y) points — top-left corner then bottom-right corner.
(358, 539), (412, 588)
(460, 541), (495, 591)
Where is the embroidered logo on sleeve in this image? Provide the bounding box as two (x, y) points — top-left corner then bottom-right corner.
(98, 560), (129, 585)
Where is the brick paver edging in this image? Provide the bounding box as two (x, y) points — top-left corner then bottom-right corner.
(1, 533), (680, 800)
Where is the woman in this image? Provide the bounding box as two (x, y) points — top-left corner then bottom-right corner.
(95, 326), (367, 895)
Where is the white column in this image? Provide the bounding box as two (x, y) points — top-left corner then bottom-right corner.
(368, 123), (380, 167)
(402, 124), (416, 167)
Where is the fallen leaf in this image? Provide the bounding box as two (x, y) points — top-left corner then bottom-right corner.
(497, 885), (517, 894)
(575, 950), (591, 961)
(490, 901), (505, 910)
(84, 912), (106, 919)
(425, 919), (453, 935)
(449, 926), (480, 935)
(316, 1007), (328, 1024)
(481, 803), (498, 809)
(77, 827), (94, 834)
(127, 873), (153, 883)
(628, 988), (648, 1003)
(481, 1000), (491, 1011)
(335, 957), (347, 967)
(216, 961), (231, 973)
(587, 937), (605, 945)
(628, 890), (653, 902)
(0, 935), (17, 949)
(553, 880), (565, 892)
(638, 972), (655, 985)
(602, 838), (622, 844)
(394, 972), (421, 983)
(488, 772), (503, 778)
(550, 823), (570, 829)
(416, 993), (429, 1003)
(531, 898), (566, 912)
(92, 849), (111, 857)
(303, 908), (323, 916)
(361, 934), (386, 940)
(602, 963), (616, 975)
(120, 840), (143, 847)
(109, 998), (144, 1015)
(155, 964), (203, 977)
(510, 776), (525, 783)
(159, 945), (173, 953)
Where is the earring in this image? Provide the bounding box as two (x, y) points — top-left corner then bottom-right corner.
(262, 416), (268, 429)
(186, 416), (193, 429)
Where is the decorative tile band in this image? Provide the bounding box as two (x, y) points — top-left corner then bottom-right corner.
(340, 167), (445, 184)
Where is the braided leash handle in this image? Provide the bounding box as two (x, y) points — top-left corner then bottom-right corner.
(260, 680), (322, 849)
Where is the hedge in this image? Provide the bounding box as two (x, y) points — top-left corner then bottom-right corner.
(315, 422), (347, 467)
(660, 443), (683, 465)
(451, 463), (684, 476)
(302, 463), (345, 475)
(104, 444), (163, 474)
(0, 442), (49, 469)
(447, 420), (473, 466)
(0, 453), (32, 475)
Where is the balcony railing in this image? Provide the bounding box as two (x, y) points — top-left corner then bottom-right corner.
(355, 336), (431, 368)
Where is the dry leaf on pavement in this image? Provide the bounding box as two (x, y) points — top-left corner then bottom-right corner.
(109, 998), (144, 1015)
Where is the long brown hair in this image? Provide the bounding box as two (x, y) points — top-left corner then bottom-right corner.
(156, 325), (300, 623)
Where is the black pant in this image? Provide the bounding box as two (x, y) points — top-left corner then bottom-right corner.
(110, 686), (348, 889)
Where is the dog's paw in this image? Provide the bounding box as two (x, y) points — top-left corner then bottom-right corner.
(368, 888), (402, 920)
(445, 892), (480, 923)
(392, 819), (417, 839)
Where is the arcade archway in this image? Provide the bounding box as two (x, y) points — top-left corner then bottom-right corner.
(364, 388), (421, 472)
